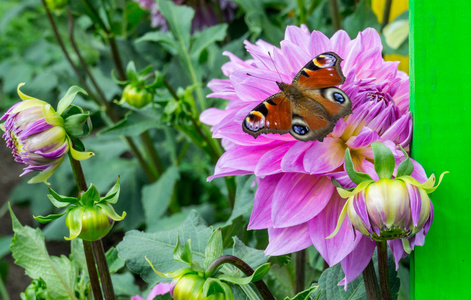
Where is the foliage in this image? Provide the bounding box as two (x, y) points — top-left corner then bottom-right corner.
(0, 0), (410, 299)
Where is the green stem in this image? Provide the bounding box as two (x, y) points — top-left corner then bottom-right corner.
(140, 131), (164, 177)
(206, 255), (275, 300)
(0, 273), (11, 300)
(328, 0), (342, 31)
(377, 241), (392, 300)
(125, 136), (158, 182)
(42, 0), (102, 107)
(92, 240), (115, 300)
(381, 0), (393, 31)
(68, 153), (103, 300)
(297, 0), (307, 25)
(362, 258), (381, 300)
(83, 241), (103, 300)
(67, 9), (111, 111)
(68, 150), (115, 299)
(295, 249), (306, 294)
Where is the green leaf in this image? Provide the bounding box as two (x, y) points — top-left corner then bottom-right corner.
(396, 146), (414, 177)
(97, 109), (163, 136)
(142, 166), (180, 231)
(218, 263), (270, 285)
(191, 24), (228, 60)
(80, 184), (101, 206)
(225, 175), (255, 226)
(0, 236), (12, 259)
(106, 247), (126, 274)
(371, 142), (395, 179)
(343, 0), (381, 39)
(116, 210), (212, 283)
(203, 278), (227, 297)
(57, 86), (87, 115)
(136, 31), (178, 54)
(48, 188), (79, 207)
(126, 61), (139, 82)
(344, 148), (373, 184)
(204, 228), (224, 269)
(232, 237), (269, 270)
(64, 112), (91, 138)
(173, 237), (193, 267)
(284, 285), (319, 300)
(9, 205), (77, 300)
(157, 0), (194, 52)
(313, 263), (365, 300)
(33, 208), (70, 224)
(100, 177), (121, 204)
(111, 272), (141, 297)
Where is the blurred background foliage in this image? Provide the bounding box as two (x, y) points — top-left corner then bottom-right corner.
(0, 0), (409, 298)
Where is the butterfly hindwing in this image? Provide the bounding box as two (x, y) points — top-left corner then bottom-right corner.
(293, 52), (346, 89)
(242, 94), (292, 138)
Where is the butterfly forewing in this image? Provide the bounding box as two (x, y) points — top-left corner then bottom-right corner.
(242, 94), (292, 138)
(293, 52), (345, 89)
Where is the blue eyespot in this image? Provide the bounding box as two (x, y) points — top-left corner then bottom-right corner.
(293, 125), (309, 135)
(333, 92), (345, 103)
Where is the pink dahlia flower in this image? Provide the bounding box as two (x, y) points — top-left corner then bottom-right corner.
(201, 26), (418, 287)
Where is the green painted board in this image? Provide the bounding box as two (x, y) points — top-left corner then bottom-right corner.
(410, 1), (471, 299)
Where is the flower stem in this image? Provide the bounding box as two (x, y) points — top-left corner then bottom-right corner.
(377, 241), (392, 300)
(140, 131), (164, 177)
(362, 258), (381, 300)
(0, 273), (10, 300)
(295, 249), (306, 294)
(381, 0), (393, 31)
(328, 0), (342, 31)
(68, 151), (115, 299)
(83, 240), (103, 300)
(206, 255), (275, 300)
(92, 240), (115, 300)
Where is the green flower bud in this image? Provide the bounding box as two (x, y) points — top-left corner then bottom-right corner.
(65, 204), (115, 241)
(121, 84), (153, 108)
(172, 273), (233, 300)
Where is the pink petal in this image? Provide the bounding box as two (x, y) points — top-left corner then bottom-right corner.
(280, 141), (314, 172)
(303, 137), (346, 174)
(309, 193), (361, 266)
(255, 142), (293, 176)
(200, 108), (231, 126)
(265, 223), (312, 256)
(387, 239), (407, 270)
(345, 127), (380, 149)
(272, 173), (334, 227)
(308, 31), (331, 57)
(338, 236), (376, 289)
(248, 174), (283, 229)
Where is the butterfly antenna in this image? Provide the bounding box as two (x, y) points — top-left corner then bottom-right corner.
(268, 51), (283, 83)
(245, 73), (276, 83)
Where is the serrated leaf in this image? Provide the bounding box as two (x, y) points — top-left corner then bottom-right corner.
(344, 148), (373, 184)
(116, 210), (212, 283)
(57, 85), (87, 115)
(371, 142), (395, 179)
(314, 263), (366, 300)
(142, 166), (180, 231)
(9, 205), (77, 299)
(204, 228), (224, 269)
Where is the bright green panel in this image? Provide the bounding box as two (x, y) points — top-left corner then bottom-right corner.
(410, 1), (471, 299)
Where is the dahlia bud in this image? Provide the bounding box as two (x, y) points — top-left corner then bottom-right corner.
(1, 83), (93, 184)
(329, 143), (446, 247)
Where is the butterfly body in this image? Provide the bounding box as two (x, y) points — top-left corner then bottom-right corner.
(242, 52), (352, 142)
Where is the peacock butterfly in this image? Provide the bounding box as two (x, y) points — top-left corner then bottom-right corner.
(242, 52), (352, 142)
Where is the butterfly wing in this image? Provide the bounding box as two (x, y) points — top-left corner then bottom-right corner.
(242, 93), (292, 138)
(293, 52), (346, 89)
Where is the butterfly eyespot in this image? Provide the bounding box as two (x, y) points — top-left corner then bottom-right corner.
(333, 92), (345, 103)
(244, 113), (265, 132)
(292, 124), (309, 135)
